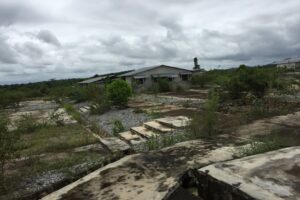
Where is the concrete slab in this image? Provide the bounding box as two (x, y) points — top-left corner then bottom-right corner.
(99, 137), (131, 153)
(144, 121), (173, 133)
(119, 131), (142, 141)
(234, 111), (300, 138)
(131, 126), (159, 138)
(42, 140), (239, 200)
(156, 116), (191, 128)
(198, 147), (300, 200)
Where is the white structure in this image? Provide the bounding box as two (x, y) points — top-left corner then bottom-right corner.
(275, 58), (300, 70)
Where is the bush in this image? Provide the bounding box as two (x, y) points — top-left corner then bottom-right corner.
(106, 79), (132, 107)
(0, 115), (20, 192)
(236, 135), (281, 157)
(112, 120), (125, 136)
(191, 74), (210, 88)
(0, 91), (24, 109)
(226, 65), (276, 99)
(188, 90), (219, 138)
(175, 85), (184, 92)
(90, 98), (111, 115)
(64, 104), (84, 124)
(157, 79), (171, 92)
(16, 114), (40, 134)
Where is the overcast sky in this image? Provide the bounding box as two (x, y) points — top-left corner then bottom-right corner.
(0, 0), (299, 84)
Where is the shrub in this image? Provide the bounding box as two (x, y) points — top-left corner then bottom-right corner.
(112, 120), (125, 136)
(16, 114), (39, 134)
(202, 91), (219, 135)
(236, 135), (281, 157)
(188, 90), (219, 138)
(157, 78), (171, 92)
(64, 104), (84, 124)
(191, 74), (210, 88)
(175, 85), (184, 92)
(0, 115), (20, 192)
(90, 98), (111, 115)
(106, 79), (132, 107)
(226, 65), (277, 99)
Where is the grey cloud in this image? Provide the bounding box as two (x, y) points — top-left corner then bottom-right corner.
(0, 35), (17, 64)
(37, 30), (61, 47)
(16, 42), (44, 59)
(0, 2), (45, 26)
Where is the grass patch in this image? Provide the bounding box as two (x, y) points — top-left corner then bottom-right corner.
(16, 124), (98, 157)
(64, 103), (84, 124)
(147, 111), (162, 119)
(146, 133), (188, 150)
(235, 135), (282, 157)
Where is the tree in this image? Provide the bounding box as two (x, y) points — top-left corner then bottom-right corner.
(0, 115), (20, 191)
(106, 79), (132, 107)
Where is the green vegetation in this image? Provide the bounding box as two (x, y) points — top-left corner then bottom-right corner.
(157, 79), (171, 92)
(16, 124), (98, 157)
(106, 79), (132, 107)
(0, 78), (82, 108)
(90, 98), (111, 114)
(148, 78), (172, 93)
(112, 120), (125, 136)
(236, 135), (282, 157)
(16, 114), (41, 134)
(0, 115), (20, 192)
(146, 134), (187, 151)
(64, 103), (84, 124)
(189, 90), (219, 138)
(191, 65), (285, 100)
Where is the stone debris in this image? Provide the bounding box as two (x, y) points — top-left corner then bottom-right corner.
(197, 146), (300, 200)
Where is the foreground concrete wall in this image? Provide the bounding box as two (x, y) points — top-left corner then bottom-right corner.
(197, 146), (300, 200)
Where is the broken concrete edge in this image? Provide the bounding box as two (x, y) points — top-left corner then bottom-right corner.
(3, 152), (125, 200)
(41, 155), (138, 200)
(197, 146), (300, 200)
(42, 139), (297, 200)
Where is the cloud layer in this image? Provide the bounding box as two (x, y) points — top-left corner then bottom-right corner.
(0, 0), (299, 84)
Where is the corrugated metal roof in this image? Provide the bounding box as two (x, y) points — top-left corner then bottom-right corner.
(78, 76), (110, 84)
(78, 70), (133, 84)
(119, 65), (192, 77)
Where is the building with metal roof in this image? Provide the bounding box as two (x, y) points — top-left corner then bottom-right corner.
(274, 57), (300, 70)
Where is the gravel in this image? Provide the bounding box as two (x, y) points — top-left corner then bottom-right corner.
(89, 108), (151, 135)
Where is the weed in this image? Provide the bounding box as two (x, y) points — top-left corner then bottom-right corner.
(182, 100), (192, 108)
(235, 135), (282, 157)
(148, 111), (161, 119)
(16, 114), (40, 134)
(112, 120), (125, 136)
(64, 104), (84, 124)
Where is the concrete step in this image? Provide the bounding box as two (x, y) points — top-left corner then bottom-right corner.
(143, 121), (172, 133)
(155, 116), (191, 128)
(131, 126), (159, 138)
(119, 131), (146, 145)
(119, 131), (147, 153)
(99, 137), (131, 153)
